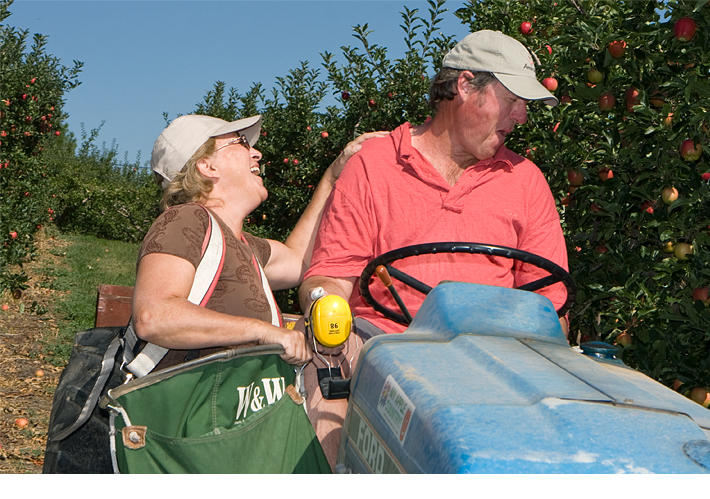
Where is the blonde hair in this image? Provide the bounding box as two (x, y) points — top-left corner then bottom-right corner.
(160, 137), (217, 211)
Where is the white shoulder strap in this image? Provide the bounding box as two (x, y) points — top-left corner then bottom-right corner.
(255, 257), (281, 328)
(125, 210), (224, 378)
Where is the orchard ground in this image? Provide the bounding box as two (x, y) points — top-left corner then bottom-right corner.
(0, 230), (69, 473)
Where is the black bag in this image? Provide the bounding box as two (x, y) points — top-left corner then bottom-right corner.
(43, 327), (128, 474)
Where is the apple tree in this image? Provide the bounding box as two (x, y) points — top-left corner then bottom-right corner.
(454, 0), (710, 393)
(186, 0), (456, 312)
(0, 0), (81, 293)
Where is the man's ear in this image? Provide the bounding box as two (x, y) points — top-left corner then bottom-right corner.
(196, 157), (219, 180)
(457, 71), (476, 99)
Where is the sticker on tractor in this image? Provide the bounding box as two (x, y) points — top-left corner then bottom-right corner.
(377, 375), (415, 444)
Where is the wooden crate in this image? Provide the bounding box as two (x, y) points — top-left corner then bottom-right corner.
(94, 284), (303, 329)
(95, 284), (134, 327)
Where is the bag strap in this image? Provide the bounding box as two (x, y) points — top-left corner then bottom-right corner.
(124, 207), (225, 378)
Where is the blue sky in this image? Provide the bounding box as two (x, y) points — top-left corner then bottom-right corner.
(8, 0), (471, 165)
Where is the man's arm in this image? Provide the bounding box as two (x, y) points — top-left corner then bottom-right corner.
(264, 132), (389, 290)
(298, 275), (356, 313)
(560, 316), (569, 337)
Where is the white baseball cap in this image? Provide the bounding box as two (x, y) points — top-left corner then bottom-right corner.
(442, 30), (558, 106)
(151, 114), (262, 188)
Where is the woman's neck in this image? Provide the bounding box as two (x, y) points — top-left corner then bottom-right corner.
(201, 200), (245, 238)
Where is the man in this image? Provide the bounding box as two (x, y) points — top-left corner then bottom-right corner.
(300, 30), (569, 339)
(298, 30), (570, 466)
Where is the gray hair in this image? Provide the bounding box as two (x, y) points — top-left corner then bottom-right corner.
(428, 68), (497, 112)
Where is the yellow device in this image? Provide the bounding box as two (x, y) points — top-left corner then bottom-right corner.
(306, 294), (353, 348)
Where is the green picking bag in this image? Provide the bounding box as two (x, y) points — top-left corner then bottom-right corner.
(102, 345), (330, 474)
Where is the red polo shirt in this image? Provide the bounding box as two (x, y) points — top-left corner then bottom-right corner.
(305, 123), (569, 334)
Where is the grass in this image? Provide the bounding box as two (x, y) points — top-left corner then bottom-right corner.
(44, 230), (140, 365)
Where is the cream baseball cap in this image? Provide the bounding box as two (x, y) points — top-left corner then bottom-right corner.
(151, 114), (262, 188)
(442, 30), (558, 106)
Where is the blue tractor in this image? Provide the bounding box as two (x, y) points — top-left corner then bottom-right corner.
(333, 243), (710, 473)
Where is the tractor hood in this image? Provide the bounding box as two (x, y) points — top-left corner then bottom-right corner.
(342, 283), (710, 473)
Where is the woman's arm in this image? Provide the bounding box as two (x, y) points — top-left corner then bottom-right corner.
(131, 252), (311, 364)
(265, 131), (390, 290)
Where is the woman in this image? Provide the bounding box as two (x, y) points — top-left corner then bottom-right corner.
(132, 114), (387, 369)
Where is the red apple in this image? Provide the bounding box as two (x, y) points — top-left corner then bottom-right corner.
(321, 131), (329, 139)
(542, 77), (558, 92)
(663, 113), (674, 128)
(595, 245), (608, 254)
(55, 131), (60, 136)
(388, 92), (395, 100)
(641, 201), (654, 214)
(368, 99), (376, 108)
(616, 332), (632, 347)
(36, 370), (44, 377)
(674, 17), (697, 42)
(587, 68), (604, 83)
(14, 418), (28, 429)
(608, 40), (627, 58)
(283, 158), (289, 164)
(672, 379), (683, 391)
(674, 242), (693, 260)
(30, 77), (36, 84)
(702, 172), (710, 181)
(560, 94), (572, 104)
(680, 139), (702, 161)
(519, 22), (533, 35)
(692, 286), (709, 304)
(1, 304), (8, 311)
(689, 387), (710, 408)
(598, 93), (616, 110)
(341, 91), (350, 101)
(292, 159), (299, 165)
(661, 186), (678, 204)
(650, 90), (667, 108)
(625, 87), (640, 112)
(9, 231), (17, 239)
(568, 170), (584, 186)
(545, 45), (552, 54)
(598, 167), (613, 181)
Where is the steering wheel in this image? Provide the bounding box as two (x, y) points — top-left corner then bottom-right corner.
(359, 242), (576, 326)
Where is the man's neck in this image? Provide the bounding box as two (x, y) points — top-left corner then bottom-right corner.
(410, 118), (479, 187)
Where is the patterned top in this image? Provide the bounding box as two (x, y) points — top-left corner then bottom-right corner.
(137, 203), (273, 368)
